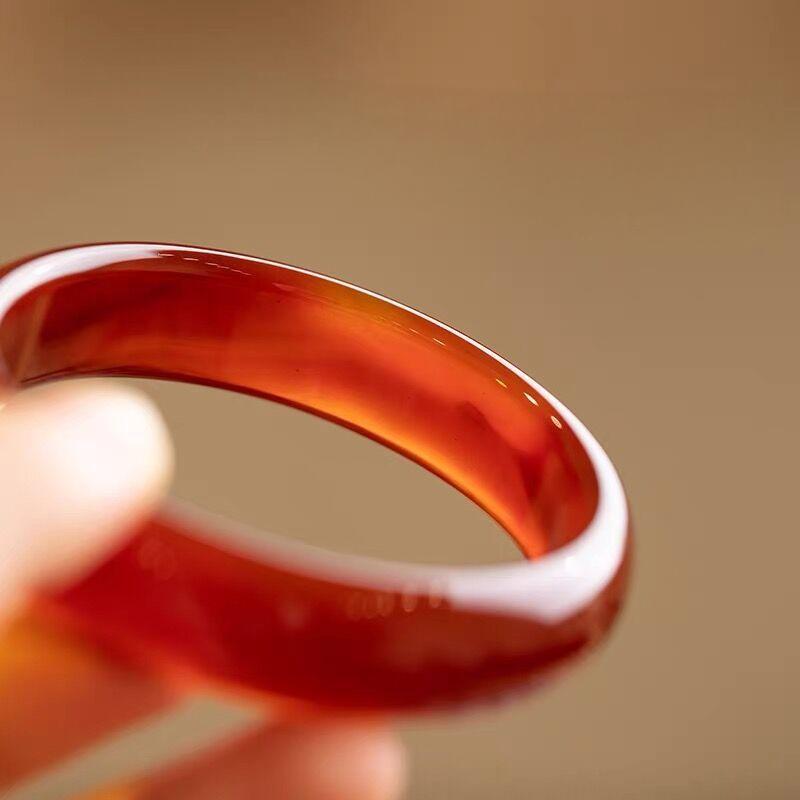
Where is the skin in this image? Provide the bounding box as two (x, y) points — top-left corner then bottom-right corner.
(0, 382), (406, 800)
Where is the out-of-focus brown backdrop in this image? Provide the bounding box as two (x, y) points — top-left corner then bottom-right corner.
(1, 2), (798, 798)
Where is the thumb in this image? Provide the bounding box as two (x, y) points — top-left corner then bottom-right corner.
(0, 382), (173, 619)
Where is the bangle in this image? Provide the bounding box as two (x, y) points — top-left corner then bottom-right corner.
(0, 243), (631, 711)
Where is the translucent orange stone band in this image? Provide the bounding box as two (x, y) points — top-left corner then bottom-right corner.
(0, 243), (631, 711)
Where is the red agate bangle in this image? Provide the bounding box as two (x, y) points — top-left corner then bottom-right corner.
(0, 243), (631, 711)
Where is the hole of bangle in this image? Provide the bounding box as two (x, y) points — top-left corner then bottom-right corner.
(120, 378), (520, 566)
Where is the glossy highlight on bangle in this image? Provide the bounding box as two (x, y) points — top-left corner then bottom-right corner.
(0, 243), (631, 713)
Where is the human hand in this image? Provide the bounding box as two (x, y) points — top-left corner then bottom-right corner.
(0, 382), (405, 800)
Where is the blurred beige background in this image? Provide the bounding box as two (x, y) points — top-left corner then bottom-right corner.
(1, 1), (798, 797)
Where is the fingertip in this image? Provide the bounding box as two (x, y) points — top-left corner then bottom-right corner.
(290, 722), (407, 800)
(0, 381), (173, 599)
(139, 721), (407, 800)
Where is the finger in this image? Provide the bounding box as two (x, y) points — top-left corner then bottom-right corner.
(0, 382), (175, 787)
(84, 722), (407, 800)
(0, 381), (173, 617)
